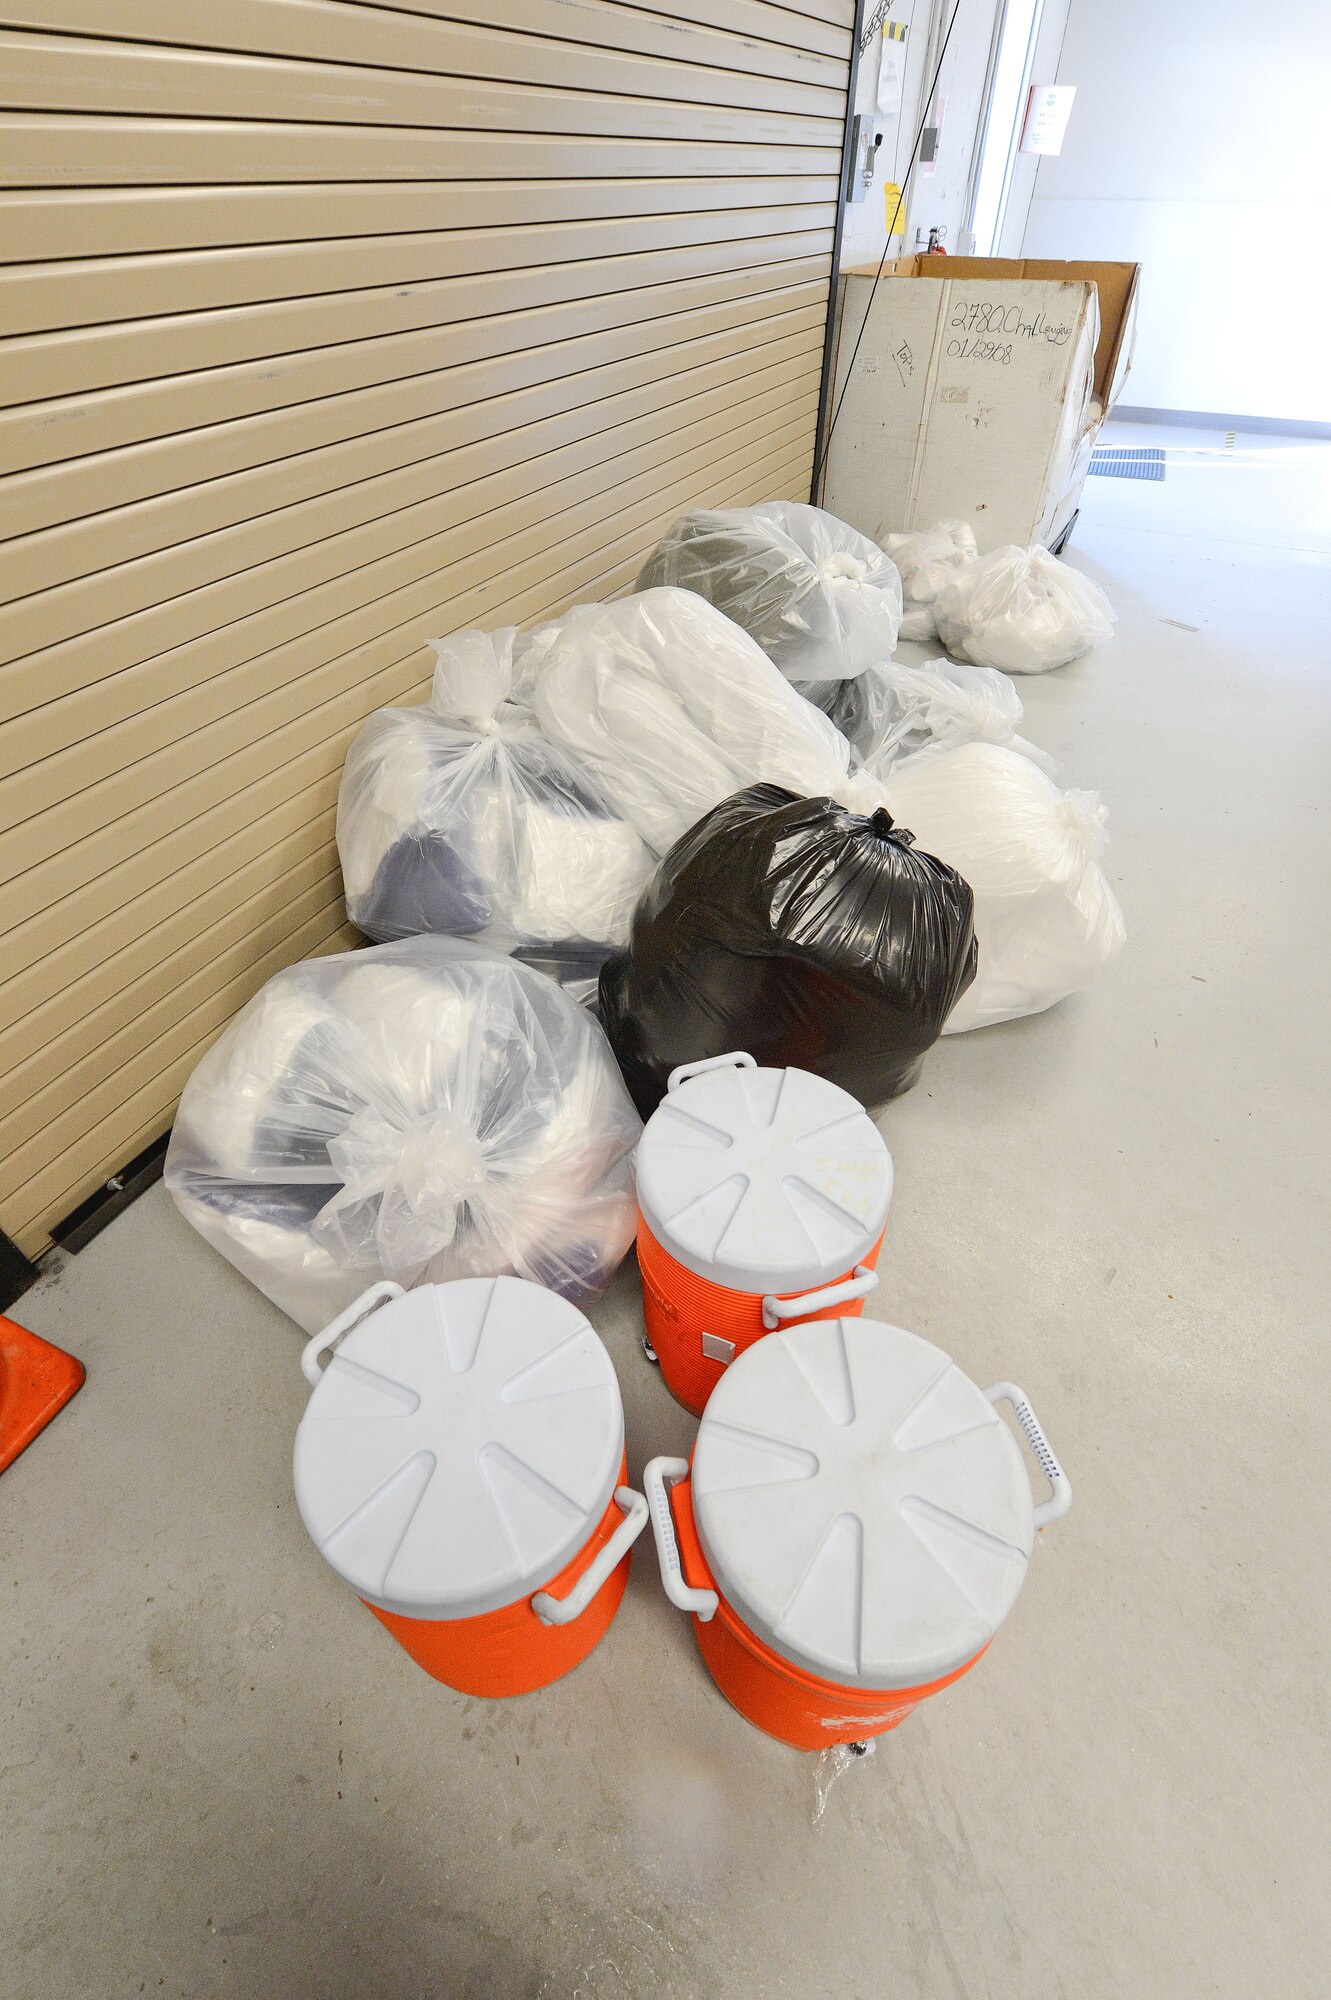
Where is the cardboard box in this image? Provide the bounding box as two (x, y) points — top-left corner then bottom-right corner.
(821, 256), (1139, 553)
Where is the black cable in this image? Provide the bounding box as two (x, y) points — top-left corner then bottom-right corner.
(813, 0), (963, 501)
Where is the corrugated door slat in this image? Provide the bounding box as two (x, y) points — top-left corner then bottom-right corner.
(0, 273), (825, 469)
(5, 403), (817, 939)
(0, 209), (835, 340)
(0, 25), (848, 121)
(0, 0), (850, 1257)
(0, 310), (828, 610)
(0, 175), (833, 262)
(5, 3), (846, 83)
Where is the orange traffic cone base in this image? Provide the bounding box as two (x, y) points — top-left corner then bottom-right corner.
(0, 1314), (84, 1474)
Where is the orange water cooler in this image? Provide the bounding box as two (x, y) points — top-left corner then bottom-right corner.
(634, 1053), (893, 1415)
(645, 1317), (1070, 1750)
(294, 1277), (648, 1696)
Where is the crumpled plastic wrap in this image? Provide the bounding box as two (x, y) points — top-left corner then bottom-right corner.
(796, 667), (900, 762)
(599, 783), (977, 1115)
(866, 657), (1058, 774)
(636, 501), (903, 681)
(933, 544), (1115, 675)
(526, 588), (886, 855)
(165, 937), (643, 1331)
(800, 655), (1054, 773)
(813, 1740), (876, 1826)
(336, 628), (654, 963)
(884, 520), (979, 643)
(883, 742), (1126, 1033)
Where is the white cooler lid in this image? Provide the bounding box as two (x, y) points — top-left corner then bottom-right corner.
(294, 1277), (623, 1620)
(692, 1319), (1035, 1691)
(635, 1063), (892, 1294)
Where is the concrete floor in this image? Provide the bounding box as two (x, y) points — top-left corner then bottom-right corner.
(4, 423), (1330, 1999)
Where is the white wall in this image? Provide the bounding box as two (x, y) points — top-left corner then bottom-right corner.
(840, 0), (1002, 270)
(1017, 0), (1331, 422)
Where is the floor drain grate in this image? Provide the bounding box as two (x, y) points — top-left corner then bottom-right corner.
(1088, 447), (1166, 482)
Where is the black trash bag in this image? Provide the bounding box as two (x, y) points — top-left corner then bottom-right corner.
(599, 785), (978, 1116)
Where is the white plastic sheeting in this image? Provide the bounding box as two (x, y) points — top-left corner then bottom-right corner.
(884, 520), (978, 643)
(527, 588), (886, 854)
(883, 742), (1126, 1033)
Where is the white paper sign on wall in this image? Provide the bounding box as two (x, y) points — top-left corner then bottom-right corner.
(877, 20), (908, 117)
(1020, 83), (1077, 156)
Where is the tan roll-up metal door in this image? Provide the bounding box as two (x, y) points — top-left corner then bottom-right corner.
(0, 0), (856, 1260)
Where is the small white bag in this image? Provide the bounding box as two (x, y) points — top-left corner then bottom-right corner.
(637, 501), (903, 681)
(933, 544), (1115, 675)
(884, 520), (978, 643)
(165, 938), (644, 1329)
(527, 588), (885, 854)
(883, 742), (1126, 1032)
(337, 628), (653, 956)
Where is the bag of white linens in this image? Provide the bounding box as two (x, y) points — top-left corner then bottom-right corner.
(164, 938), (643, 1331)
(884, 520), (979, 642)
(336, 628), (654, 964)
(933, 543), (1115, 674)
(883, 742), (1126, 1033)
(636, 501), (902, 681)
(525, 587), (886, 854)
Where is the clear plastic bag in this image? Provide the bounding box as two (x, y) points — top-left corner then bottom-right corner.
(637, 501), (903, 681)
(884, 520), (978, 643)
(165, 937), (643, 1331)
(797, 668), (900, 761)
(801, 656), (1053, 773)
(933, 544), (1115, 675)
(864, 657), (1056, 774)
(336, 628), (654, 958)
(527, 588), (886, 854)
(882, 742), (1126, 1033)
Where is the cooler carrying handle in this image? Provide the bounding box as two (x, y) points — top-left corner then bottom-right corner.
(531, 1486), (648, 1628)
(643, 1457), (718, 1621)
(761, 1264), (878, 1332)
(300, 1281), (405, 1385)
(667, 1051), (756, 1092)
(985, 1382), (1072, 1527)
